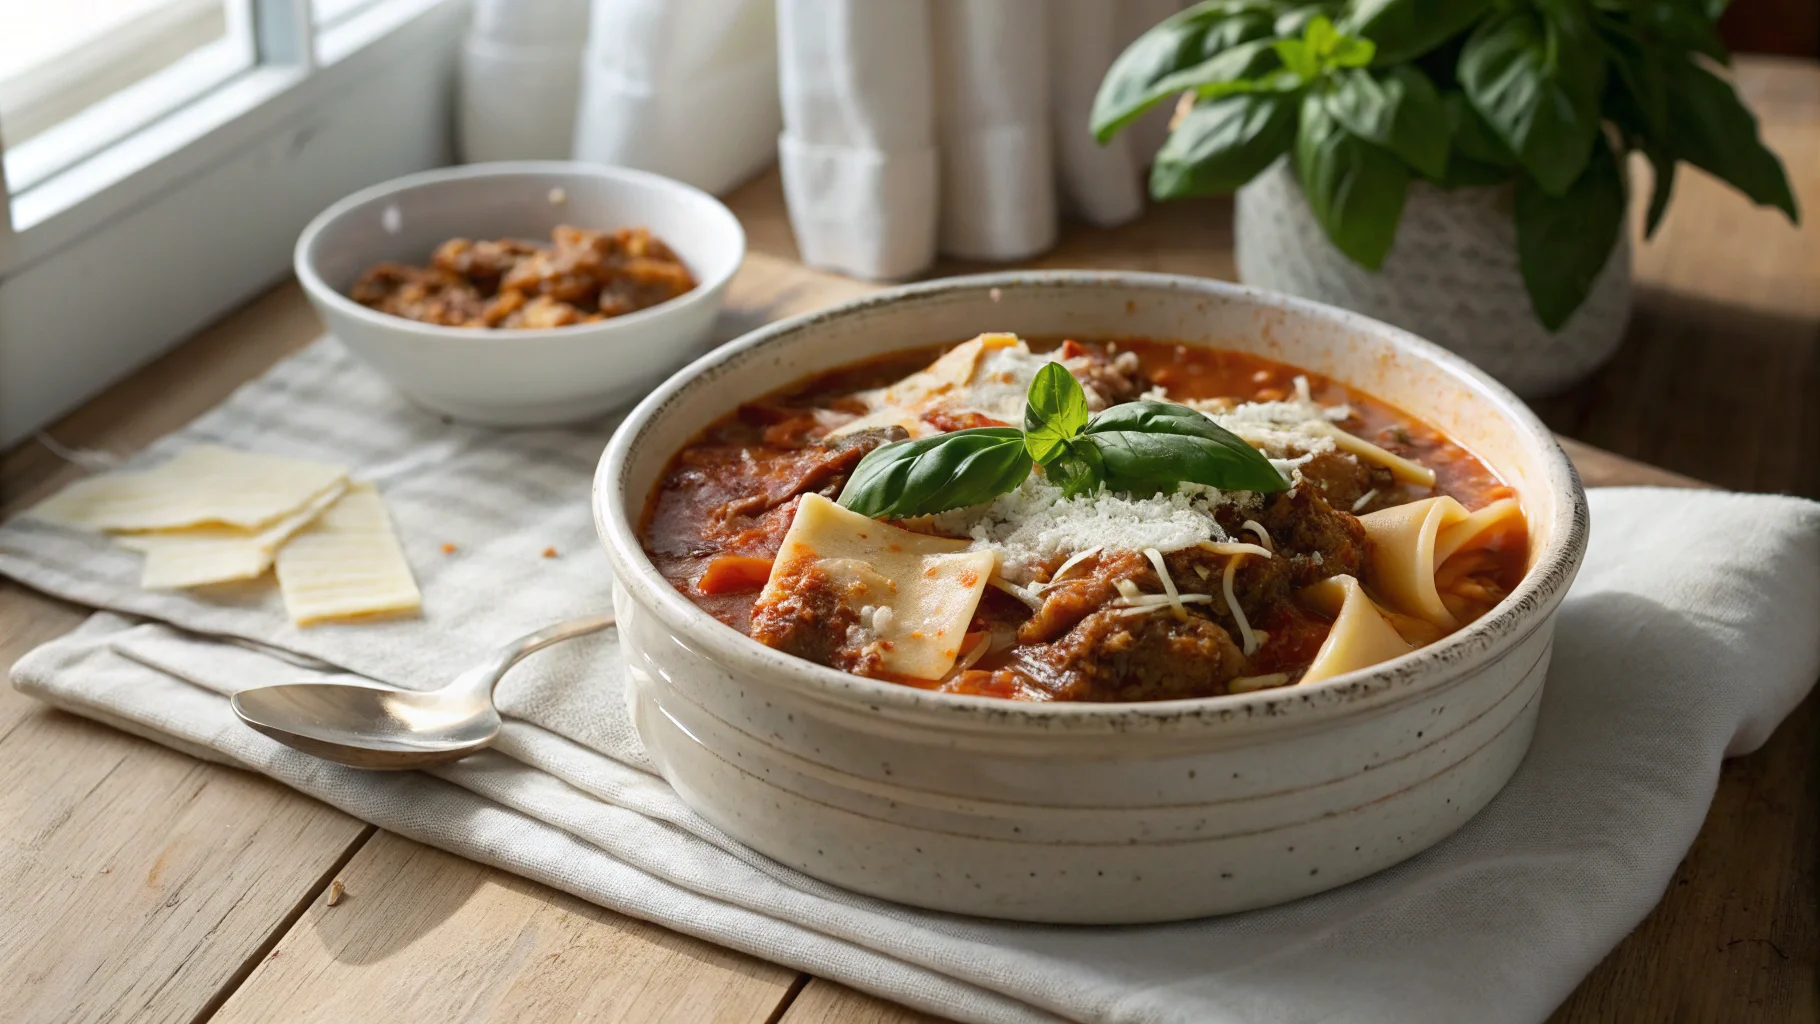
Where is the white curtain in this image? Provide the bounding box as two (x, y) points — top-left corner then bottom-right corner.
(460, 0), (1185, 280)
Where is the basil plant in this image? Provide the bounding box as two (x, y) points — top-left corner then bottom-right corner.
(1092, 0), (1799, 330)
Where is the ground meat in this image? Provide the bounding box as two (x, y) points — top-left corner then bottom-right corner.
(1254, 486), (1367, 587)
(1012, 609), (1248, 701)
(747, 563), (880, 675)
(1017, 549), (1155, 644)
(1058, 339), (1150, 406)
(1294, 450), (1394, 512)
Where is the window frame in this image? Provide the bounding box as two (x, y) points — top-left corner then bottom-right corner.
(0, 0), (469, 447)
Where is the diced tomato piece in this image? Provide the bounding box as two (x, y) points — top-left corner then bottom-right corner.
(696, 555), (775, 595)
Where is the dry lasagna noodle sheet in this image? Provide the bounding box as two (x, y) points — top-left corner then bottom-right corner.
(29, 445), (349, 532)
(275, 483), (422, 626)
(114, 482), (350, 590)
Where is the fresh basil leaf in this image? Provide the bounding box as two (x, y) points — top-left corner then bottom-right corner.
(1295, 92), (1409, 269)
(1459, 7), (1606, 196)
(837, 428), (1032, 519)
(1023, 362), (1091, 464)
(1515, 138), (1626, 331)
(1091, 2), (1279, 142)
(1326, 65), (1449, 178)
(1663, 57), (1799, 223)
(1151, 90), (1301, 199)
(1044, 442), (1106, 499)
(1083, 402), (1289, 494)
(1343, 0), (1493, 65)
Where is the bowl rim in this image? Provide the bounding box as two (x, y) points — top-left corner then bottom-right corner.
(293, 160), (746, 344)
(594, 270), (1590, 732)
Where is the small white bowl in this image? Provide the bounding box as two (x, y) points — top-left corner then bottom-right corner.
(595, 271), (1589, 924)
(295, 161), (744, 426)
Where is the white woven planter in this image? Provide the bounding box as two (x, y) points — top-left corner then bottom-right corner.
(1235, 161), (1631, 398)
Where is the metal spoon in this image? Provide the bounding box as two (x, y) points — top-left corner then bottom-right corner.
(230, 612), (616, 770)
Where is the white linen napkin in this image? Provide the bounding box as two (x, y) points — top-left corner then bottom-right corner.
(4, 337), (1818, 1024)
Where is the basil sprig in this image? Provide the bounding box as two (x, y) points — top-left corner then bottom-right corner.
(837, 362), (1287, 519)
(1093, 0), (1800, 331)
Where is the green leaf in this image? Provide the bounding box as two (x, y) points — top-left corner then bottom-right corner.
(1343, 0), (1493, 65)
(1043, 442), (1106, 499)
(1023, 362), (1091, 464)
(1082, 402), (1289, 494)
(1459, 7), (1606, 196)
(1326, 65), (1449, 178)
(1274, 3), (1339, 39)
(1273, 36), (1320, 80)
(1150, 90), (1301, 199)
(1295, 92), (1409, 269)
(1663, 57), (1799, 222)
(1091, 2), (1279, 142)
(1515, 138), (1626, 331)
(1443, 90), (1515, 166)
(1640, 145), (1675, 238)
(1630, 0), (1728, 63)
(837, 428), (1033, 519)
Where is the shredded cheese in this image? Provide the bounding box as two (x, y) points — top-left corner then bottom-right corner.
(1050, 546), (1101, 584)
(1351, 488), (1379, 512)
(1142, 547), (1188, 621)
(1230, 672), (1292, 694)
(1198, 540), (1274, 559)
(988, 575), (1043, 610)
(1241, 520), (1272, 552)
(1222, 554), (1260, 656)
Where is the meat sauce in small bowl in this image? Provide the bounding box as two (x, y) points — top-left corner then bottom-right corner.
(594, 272), (1588, 923)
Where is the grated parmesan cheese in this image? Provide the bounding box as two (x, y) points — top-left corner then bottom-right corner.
(929, 476), (1258, 583)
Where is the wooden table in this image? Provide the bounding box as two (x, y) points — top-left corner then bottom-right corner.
(2, 56), (1814, 1024)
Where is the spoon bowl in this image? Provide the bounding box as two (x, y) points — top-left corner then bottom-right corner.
(230, 612), (614, 770)
(233, 683), (503, 769)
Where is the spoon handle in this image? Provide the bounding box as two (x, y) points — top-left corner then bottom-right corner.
(447, 612), (617, 701)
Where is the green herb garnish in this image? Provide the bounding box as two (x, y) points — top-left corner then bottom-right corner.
(836, 362), (1287, 519)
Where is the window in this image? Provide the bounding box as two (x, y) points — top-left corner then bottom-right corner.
(0, 0), (467, 448)
(0, 0), (256, 192)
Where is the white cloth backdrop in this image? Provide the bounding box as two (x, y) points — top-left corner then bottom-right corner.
(460, 0), (1184, 278)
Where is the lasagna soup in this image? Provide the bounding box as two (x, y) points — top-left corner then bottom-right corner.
(641, 335), (1527, 702)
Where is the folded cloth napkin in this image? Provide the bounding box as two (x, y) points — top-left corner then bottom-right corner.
(4, 337), (1819, 1024)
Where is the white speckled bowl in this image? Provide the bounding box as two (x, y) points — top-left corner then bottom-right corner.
(593, 272), (1589, 924)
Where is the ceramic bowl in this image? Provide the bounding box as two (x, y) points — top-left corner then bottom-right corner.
(593, 272), (1589, 924)
(295, 161), (744, 426)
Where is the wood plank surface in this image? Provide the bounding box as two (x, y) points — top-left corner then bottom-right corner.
(0, 52), (1811, 1024)
(0, 281), (374, 1024)
(210, 832), (799, 1024)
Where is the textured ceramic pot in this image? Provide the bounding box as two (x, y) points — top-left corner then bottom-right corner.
(593, 272), (1589, 924)
(1236, 160), (1632, 398)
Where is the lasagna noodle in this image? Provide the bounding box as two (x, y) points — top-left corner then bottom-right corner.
(1358, 495), (1523, 628)
(1297, 574), (1414, 684)
(828, 333), (1043, 439)
(758, 494), (997, 680)
(28, 445), (350, 532)
(275, 483), (422, 625)
(116, 481), (350, 589)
